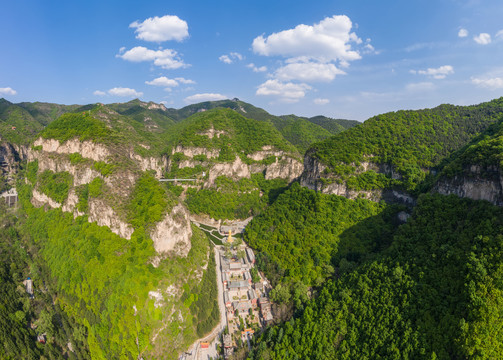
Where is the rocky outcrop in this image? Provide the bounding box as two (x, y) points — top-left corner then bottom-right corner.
(31, 189), (61, 209)
(264, 156), (303, 182)
(433, 165), (503, 206)
(128, 150), (167, 178)
(150, 203), (192, 257)
(300, 154), (414, 204)
(207, 157), (251, 185)
(0, 142), (28, 181)
(33, 138), (110, 162)
(173, 146), (219, 159)
(197, 126), (227, 139)
(35, 154), (101, 186)
(88, 198), (135, 239)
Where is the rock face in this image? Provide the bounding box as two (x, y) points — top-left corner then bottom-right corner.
(0, 142), (28, 181)
(433, 165), (503, 206)
(31, 189), (61, 209)
(35, 153), (101, 186)
(150, 203), (192, 256)
(174, 145), (219, 159)
(88, 198), (135, 239)
(207, 157), (251, 185)
(300, 153), (414, 204)
(33, 138), (110, 162)
(173, 145), (303, 185)
(28, 137), (193, 256)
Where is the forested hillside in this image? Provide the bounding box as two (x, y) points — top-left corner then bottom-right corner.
(307, 97), (503, 191)
(307, 115), (360, 134)
(250, 194), (503, 359)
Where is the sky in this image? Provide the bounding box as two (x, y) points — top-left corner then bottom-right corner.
(1, 0), (503, 121)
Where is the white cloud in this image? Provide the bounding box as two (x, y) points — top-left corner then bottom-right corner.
(184, 93), (227, 103)
(108, 87), (143, 98)
(474, 33), (491, 45)
(471, 77), (503, 89)
(145, 76), (195, 90)
(275, 61), (345, 82)
(93, 90), (106, 96)
(175, 77), (196, 84)
(252, 15), (361, 63)
(0, 87), (17, 95)
(230, 52), (243, 60)
(219, 55), (232, 64)
(496, 30), (503, 39)
(313, 98), (330, 105)
(458, 28), (468, 38)
(405, 82), (435, 92)
(256, 79), (311, 103)
(246, 63), (267, 72)
(410, 65), (454, 79)
(129, 15), (188, 42)
(219, 52), (243, 64)
(145, 76), (179, 87)
(118, 46), (188, 69)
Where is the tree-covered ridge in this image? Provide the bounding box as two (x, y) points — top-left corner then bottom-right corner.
(438, 119), (503, 179)
(245, 183), (400, 287)
(38, 105), (169, 157)
(271, 115), (333, 153)
(251, 194), (503, 359)
(162, 98), (355, 153)
(166, 108), (298, 157)
(106, 99), (176, 132)
(309, 97), (503, 190)
(307, 115), (360, 134)
(0, 98), (45, 144)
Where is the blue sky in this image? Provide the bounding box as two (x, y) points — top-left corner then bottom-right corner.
(1, 0), (503, 120)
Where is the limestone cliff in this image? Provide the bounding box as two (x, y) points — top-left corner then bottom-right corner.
(150, 203), (192, 257)
(28, 136), (193, 257)
(299, 153), (414, 204)
(433, 165), (503, 206)
(0, 141), (28, 182)
(172, 145), (303, 186)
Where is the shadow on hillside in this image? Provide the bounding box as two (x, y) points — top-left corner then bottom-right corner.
(331, 205), (408, 273)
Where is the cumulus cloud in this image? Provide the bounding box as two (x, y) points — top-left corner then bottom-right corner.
(145, 76), (178, 87)
(130, 15), (188, 42)
(458, 28), (468, 38)
(313, 98), (330, 105)
(275, 61), (345, 82)
(256, 79), (311, 103)
(219, 55), (232, 64)
(145, 76), (195, 90)
(175, 77), (195, 84)
(496, 30), (503, 39)
(474, 33), (491, 45)
(252, 15), (361, 62)
(93, 90), (106, 96)
(251, 15), (367, 101)
(471, 77), (503, 89)
(117, 46), (188, 69)
(0, 87), (17, 95)
(108, 87), (143, 98)
(410, 65), (454, 79)
(246, 63), (267, 72)
(219, 52), (243, 64)
(405, 82), (435, 92)
(184, 93), (227, 103)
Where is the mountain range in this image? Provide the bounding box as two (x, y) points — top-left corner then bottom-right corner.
(1, 96), (503, 359)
